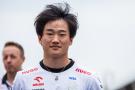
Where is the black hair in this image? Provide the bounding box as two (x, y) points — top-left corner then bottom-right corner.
(34, 2), (78, 38)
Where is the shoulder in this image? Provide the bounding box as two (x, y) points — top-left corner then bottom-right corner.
(70, 63), (95, 79)
(74, 67), (98, 80)
(18, 63), (42, 75)
(16, 65), (41, 79)
(20, 67), (39, 75)
(75, 67), (92, 76)
(13, 65), (41, 87)
(73, 63), (99, 79)
(73, 64), (103, 89)
(73, 63), (92, 77)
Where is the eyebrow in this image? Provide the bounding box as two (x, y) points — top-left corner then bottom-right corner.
(46, 29), (67, 33)
(46, 29), (54, 32)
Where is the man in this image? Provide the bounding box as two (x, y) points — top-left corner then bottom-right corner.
(12, 3), (103, 90)
(2, 41), (25, 90)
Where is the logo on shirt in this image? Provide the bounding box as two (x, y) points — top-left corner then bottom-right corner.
(75, 68), (91, 75)
(22, 67), (38, 74)
(32, 76), (44, 87)
(69, 76), (77, 80)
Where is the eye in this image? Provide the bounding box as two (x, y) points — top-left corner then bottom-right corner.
(3, 55), (7, 61)
(59, 33), (66, 37)
(10, 54), (16, 59)
(46, 33), (54, 36)
(60, 34), (65, 37)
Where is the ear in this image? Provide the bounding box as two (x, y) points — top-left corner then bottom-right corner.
(38, 35), (42, 45)
(69, 38), (73, 45)
(22, 56), (25, 61)
(22, 59), (24, 64)
(19, 57), (25, 70)
(20, 55), (25, 63)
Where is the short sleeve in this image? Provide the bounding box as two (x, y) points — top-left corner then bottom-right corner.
(86, 75), (103, 90)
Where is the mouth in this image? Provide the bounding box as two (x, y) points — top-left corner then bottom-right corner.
(6, 65), (13, 71)
(50, 46), (61, 49)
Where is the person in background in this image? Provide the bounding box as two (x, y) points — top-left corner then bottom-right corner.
(12, 2), (103, 90)
(2, 41), (25, 90)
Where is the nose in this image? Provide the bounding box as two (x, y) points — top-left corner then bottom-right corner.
(6, 56), (12, 64)
(52, 35), (60, 44)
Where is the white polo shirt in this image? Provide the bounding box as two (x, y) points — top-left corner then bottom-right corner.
(12, 59), (103, 90)
(1, 74), (12, 90)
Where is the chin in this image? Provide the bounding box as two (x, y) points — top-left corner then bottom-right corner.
(50, 51), (61, 55)
(51, 53), (63, 58)
(7, 70), (16, 74)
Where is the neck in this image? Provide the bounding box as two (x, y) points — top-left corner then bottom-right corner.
(43, 55), (69, 69)
(7, 72), (16, 85)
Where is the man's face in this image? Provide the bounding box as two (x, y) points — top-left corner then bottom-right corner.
(39, 19), (73, 58)
(2, 46), (24, 73)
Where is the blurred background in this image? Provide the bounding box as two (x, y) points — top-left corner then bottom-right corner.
(0, 0), (135, 90)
